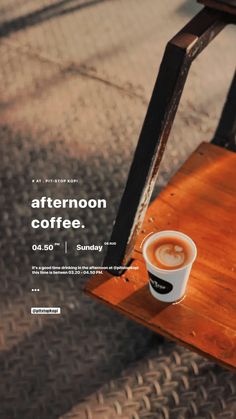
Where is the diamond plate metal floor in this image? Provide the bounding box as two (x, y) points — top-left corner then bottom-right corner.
(0, 1), (235, 418)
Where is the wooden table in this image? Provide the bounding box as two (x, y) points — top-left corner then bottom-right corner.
(85, 143), (236, 370)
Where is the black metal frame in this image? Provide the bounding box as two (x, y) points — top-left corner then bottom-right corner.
(104, 7), (236, 275)
(212, 70), (236, 150)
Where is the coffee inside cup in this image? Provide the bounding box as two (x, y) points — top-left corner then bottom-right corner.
(146, 236), (192, 270)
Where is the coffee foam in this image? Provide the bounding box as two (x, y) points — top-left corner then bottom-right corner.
(146, 236), (191, 270)
(155, 244), (185, 268)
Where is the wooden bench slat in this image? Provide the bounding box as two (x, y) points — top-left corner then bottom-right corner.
(85, 143), (236, 370)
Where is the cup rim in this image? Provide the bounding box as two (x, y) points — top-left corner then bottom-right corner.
(142, 230), (197, 273)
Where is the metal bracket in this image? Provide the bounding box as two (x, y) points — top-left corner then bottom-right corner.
(104, 7), (229, 275)
(212, 70), (236, 151)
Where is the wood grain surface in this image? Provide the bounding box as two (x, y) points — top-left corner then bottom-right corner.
(85, 143), (236, 370)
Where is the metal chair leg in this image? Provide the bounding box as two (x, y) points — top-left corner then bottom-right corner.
(212, 70), (236, 151)
(104, 8), (226, 275)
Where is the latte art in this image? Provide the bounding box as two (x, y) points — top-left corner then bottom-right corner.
(155, 244), (185, 268)
(146, 236), (191, 270)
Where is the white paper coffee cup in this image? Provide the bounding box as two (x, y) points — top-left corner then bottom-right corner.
(142, 230), (197, 303)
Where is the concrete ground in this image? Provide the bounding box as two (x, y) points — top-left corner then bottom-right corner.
(0, 1), (235, 418)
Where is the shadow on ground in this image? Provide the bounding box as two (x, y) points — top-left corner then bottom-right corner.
(0, 0), (112, 38)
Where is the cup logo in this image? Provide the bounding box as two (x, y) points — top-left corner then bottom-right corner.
(149, 272), (173, 294)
